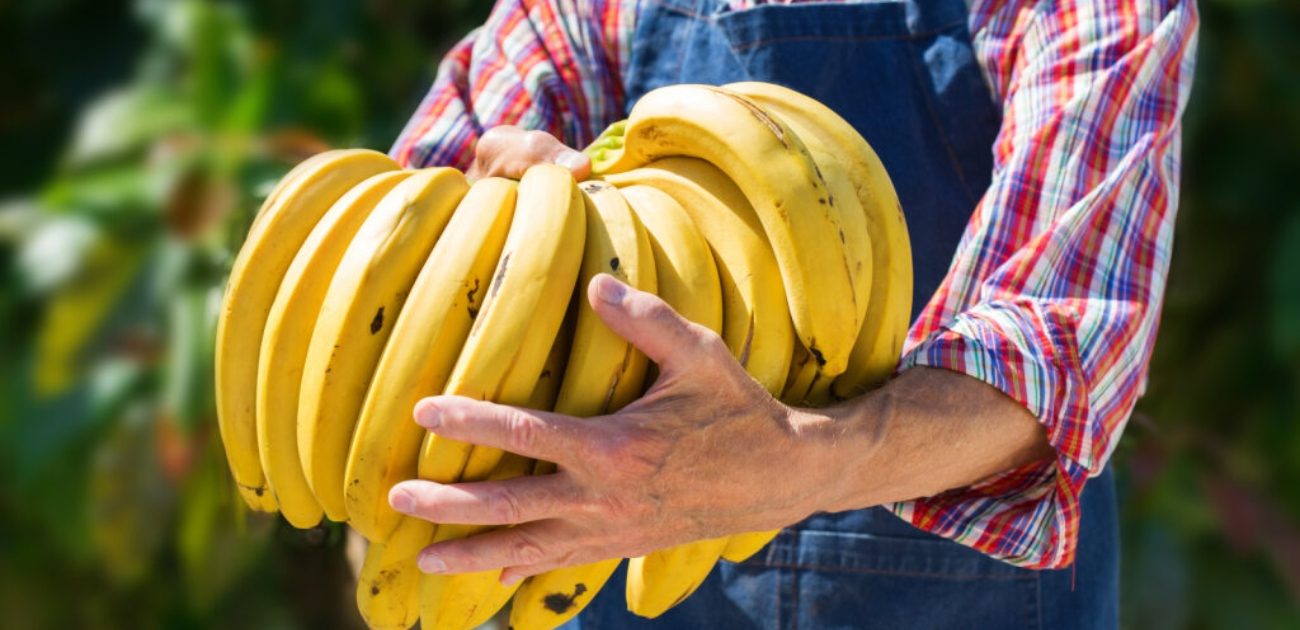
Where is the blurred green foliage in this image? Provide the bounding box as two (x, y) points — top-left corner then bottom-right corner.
(0, 0), (1296, 628)
(0, 1), (488, 627)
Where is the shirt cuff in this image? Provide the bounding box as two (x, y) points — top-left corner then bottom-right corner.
(892, 300), (1096, 568)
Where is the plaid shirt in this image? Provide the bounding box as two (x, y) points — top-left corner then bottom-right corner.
(391, 0), (1199, 569)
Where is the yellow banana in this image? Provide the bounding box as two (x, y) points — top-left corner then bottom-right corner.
(257, 170), (412, 528)
(724, 81), (914, 400)
(600, 170), (796, 615)
(720, 82), (916, 564)
(508, 182), (659, 630)
(594, 84), (864, 375)
(216, 149), (398, 511)
(411, 313), (573, 630)
(356, 509), (438, 630)
(618, 183), (723, 343)
(527, 308), (574, 412)
(359, 281), (571, 630)
(603, 157), (793, 393)
(413, 162), (585, 496)
(418, 453), (537, 630)
(408, 164), (585, 630)
(621, 184), (732, 621)
(781, 343), (820, 407)
(298, 168), (469, 521)
(344, 178), (518, 543)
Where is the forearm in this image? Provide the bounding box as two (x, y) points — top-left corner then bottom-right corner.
(800, 366), (1054, 514)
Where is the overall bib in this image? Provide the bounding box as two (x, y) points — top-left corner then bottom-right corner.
(568, 0), (1121, 627)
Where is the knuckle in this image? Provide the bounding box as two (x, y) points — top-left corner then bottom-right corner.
(486, 487), (524, 524)
(522, 129), (555, 153)
(504, 411), (541, 454)
(694, 326), (729, 357)
(589, 427), (664, 480)
(479, 125), (516, 146)
(510, 532), (547, 566)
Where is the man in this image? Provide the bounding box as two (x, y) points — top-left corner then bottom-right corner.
(383, 0), (1198, 626)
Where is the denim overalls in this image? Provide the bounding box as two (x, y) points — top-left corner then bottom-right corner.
(567, 0), (1121, 627)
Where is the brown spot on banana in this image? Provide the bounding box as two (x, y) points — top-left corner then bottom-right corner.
(809, 346), (826, 368)
(704, 87), (788, 147)
(369, 307), (384, 335)
(543, 583), (588, 614)
(466, 278), (482, 318)
(489, 253), (511, 299)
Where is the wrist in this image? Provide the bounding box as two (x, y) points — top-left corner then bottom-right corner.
(784, 393), (892, 516)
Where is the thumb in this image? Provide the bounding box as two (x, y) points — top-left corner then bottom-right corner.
(587, 273), (717, 372)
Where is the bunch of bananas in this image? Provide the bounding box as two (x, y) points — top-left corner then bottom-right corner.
(214, 82), (912, 629)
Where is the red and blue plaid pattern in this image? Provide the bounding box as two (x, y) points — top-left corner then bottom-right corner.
(390, 0), (1199, 569)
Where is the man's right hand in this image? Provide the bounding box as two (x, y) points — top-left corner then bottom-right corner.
(467, 125), (591, 181)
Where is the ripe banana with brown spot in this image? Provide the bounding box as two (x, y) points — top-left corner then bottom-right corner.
(356, 508), (437, 630)
(411, 162), (585, 498)
(344, 178), (518, 543)
(508, 182), (659, 630)
(358, 297), (573, 630)
(404, 164), (585, 630)
(417, 453), (537, 630)
(216, 149), (398, 512)
(298, 168), (469, 521)
(623, 184), (731, 621)
(593, 84), (865, 375)
(257, 170), (413, 528)
(725, 81), (913, 400)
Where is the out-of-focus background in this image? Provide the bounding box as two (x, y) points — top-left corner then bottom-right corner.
(0, 0), (1296, 627)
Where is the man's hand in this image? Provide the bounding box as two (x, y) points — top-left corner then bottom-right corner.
(466, 125), (591, 181)
(388, 274), (838, 584)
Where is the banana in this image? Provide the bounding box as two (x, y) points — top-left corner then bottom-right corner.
(412, 162), (585, 498)
(298, 168), (469, 521)
(554, 181), (657, 420)
(508, 182), (659, 630)
(781, 343), (820, 406)
(215, 149), (398, 511)
(593, 84), (865, 375)
(724, 81), (913, 400)
(360, 280), (571, 630)
(603, 157), (793, 394)
(715, 82), (916, 564)
(602, 164), (799, 606)
(356, 509), (438, 630)
(418, 453), (537, 630)
(619, 183), (723, 346)
(344, 178), (518, 543)
(413, 316), (573, 630)
(622, 184), (733, 621)
(405, 164), (585, 630)
(527, 308), (574, 412)
(257, 170), (413, 528)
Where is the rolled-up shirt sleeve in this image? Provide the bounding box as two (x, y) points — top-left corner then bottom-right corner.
(893, 0), (1199, 568)
(390, 0), (635, 169)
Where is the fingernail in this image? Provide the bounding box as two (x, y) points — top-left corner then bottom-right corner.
(596, 275), (626, 305)
(556, 151), (588, 172)
(414, 399), (441, 429)
(501, 572), (523, 587)
(390, 488), (415, 514)
(418, 552), (447, 574)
